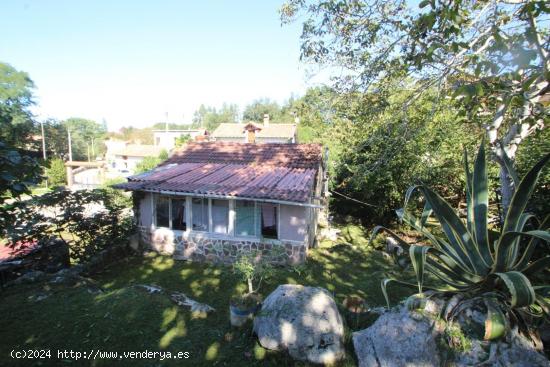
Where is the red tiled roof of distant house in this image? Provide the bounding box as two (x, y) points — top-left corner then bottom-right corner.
(115, 142), (323, 203)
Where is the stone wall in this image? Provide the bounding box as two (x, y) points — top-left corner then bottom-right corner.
(138, 226), (307, 265)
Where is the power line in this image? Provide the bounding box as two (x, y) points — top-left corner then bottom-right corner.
(330, 190), (380, 208)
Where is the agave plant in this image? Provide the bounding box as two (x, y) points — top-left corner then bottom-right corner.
(372, 142), (549, 339)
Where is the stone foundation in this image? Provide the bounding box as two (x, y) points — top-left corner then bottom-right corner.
(138, 226), (307, 265)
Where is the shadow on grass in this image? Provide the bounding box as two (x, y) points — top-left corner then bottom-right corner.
(0, 223), (423, 367)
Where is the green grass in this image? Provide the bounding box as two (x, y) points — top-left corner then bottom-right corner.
(0, 223), (417, 366)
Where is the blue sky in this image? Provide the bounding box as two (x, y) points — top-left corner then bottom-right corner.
(2, 0), (321, 130)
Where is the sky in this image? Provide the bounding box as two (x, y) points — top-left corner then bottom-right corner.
(1, 0), (322, 130)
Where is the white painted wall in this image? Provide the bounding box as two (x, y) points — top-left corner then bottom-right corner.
(279, 205), (308, 242)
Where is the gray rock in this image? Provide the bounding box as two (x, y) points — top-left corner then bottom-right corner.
(253, 284), (345, 364)
(10, 270), (47, 285)
(353, 304), (550, 367)
(353, 307), (441, 367)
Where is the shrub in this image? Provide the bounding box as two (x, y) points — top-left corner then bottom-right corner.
(372, 142), (550, 338)
(0, 189), (135, 263)
(45, 158), (66, 187)
(233, 251), (274, 294)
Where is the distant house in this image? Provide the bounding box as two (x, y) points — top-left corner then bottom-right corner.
(153, 129), (207, 151)
(115, 141), (326, 264)
(212, 114), (297, 143)
(105, 139), (164, 174)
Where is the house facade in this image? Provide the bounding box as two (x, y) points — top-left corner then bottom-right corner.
(115, 142), (326, 264)
(105, 139), (165, 175)
(212, 115), (297, 144)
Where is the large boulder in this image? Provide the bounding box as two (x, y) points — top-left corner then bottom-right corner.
(353, 305), (550, 367)
(253, 284), (345, 364)
(353, 307), (441, 367)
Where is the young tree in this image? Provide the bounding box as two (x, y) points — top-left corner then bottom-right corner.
(281, 0), (549, 214)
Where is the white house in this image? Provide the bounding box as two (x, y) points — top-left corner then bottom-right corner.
(115, 140), (327, 265)
(105, 139), (164, 174)
(212, 114), (297, 143)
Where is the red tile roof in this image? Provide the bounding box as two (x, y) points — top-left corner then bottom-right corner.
(115, 142), (323, 203)
(164, 142), (322, 169)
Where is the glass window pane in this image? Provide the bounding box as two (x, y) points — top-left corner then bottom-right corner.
(171, 199), (186, 230)
(156, 196), (169, 228)
(236, 200), (256, 236)
(192, 198), (208, 231)
(211, 199), (229, 234)
(260, 203), (278, 239)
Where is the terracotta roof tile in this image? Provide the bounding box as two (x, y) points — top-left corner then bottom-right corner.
(115, 142), (323, 203)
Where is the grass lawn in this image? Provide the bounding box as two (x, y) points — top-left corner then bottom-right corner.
(0, 223), (417, 366)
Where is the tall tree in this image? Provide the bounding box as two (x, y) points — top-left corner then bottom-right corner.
(0, 62), (36, 147)
(281, 0), (549, 214)
(63, 117), (107, 161)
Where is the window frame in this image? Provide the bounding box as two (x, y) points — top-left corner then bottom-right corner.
(153, 194), (281, 241)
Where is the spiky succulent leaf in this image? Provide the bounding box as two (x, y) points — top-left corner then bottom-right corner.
(515, 215), (550, 270)
(421, 186), (489, 273)
(410, 245), (429, 293)
(495, 271), (536, 307)
(484, 300), (507, 340)
(472, 142), (492, 265)
(500, 153), (550, 239)
(494, 230), (550, 272)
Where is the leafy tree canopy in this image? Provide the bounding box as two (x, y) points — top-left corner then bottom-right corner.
(281, 0), (549, 214)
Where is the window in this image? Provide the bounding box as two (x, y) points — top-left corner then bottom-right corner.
(211, 199), (229, 234)
(235, 200), (256, 236)
(192, 198), (208, 231)
(260, 203), (278, 239)
(156, 196), (170, 228)
(171, 199), (186, 230)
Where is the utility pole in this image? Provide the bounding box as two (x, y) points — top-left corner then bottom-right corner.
(91, 137), (95, 159)
(40, 120), (47, 160)
(68, 129), (73, 161)
(87, 144), (90, 162)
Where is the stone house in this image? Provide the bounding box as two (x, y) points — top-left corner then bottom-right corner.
(115, 140), (326, 264)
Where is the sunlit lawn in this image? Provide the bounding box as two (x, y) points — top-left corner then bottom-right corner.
(0, 223), (417, 366)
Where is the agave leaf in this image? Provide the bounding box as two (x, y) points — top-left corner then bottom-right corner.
(523, 256), (550, 276)
(410, 245), (430, 293)
(400, 208), (473, 272)
(463, 148), (474, 234)
(494, 230), (550, 272)
(425, 256), (480, 285)
(495, 271), (536, 307)
(515, 215), (550, 270)
(420, 201), (432, 229)
(421, 186), (489, 273)
(534, 295), (550, 317)
(500, 148), (520, 188)
(402, 185), (422, 217)
(484, 299), (507, 340)
(501, 153), (550, 238)
(472, 142), (492, 265)
(508, 213), (539, 265)
(425, 262), (474, 289)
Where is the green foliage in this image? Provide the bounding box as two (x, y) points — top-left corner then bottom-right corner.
(0, 62), (35, 147)
(233, 251), (275, 294)
(0, 141), (43, 200)
(63, 117), (107, 161)
(101, 178), (133, 209)
(373, 142), (550, 334)
(0, 189), (134, 263)
(158, 149), (168, 160)
(192, 103), (239, 131)
(174, 135), (191, 148)
(45, 158), (66, 187)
